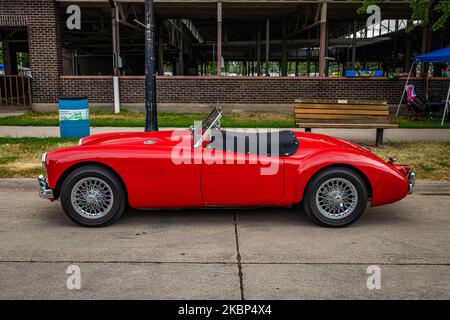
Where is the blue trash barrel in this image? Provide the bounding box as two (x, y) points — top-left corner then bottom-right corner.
(58, 96), (90, 138)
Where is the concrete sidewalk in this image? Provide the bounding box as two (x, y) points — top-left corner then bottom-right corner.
(0, 178), (449, 299)
(0, 126), (450, 142)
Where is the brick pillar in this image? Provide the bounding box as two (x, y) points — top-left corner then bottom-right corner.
(0, 0), (63, 105)
(27, 0), (63, 105)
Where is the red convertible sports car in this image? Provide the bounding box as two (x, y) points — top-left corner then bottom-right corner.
(38, 107), (415, 228)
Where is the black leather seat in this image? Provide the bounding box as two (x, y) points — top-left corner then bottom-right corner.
(207, 130), (299, 156)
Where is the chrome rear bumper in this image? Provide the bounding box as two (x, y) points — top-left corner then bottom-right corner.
(408, 172), (416, 194)
(38, 175), (53, 199)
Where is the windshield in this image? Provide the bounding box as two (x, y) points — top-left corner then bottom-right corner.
(202, 106), (222, 130)
(192, 106), (222, 148)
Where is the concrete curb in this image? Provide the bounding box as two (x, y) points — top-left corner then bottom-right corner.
(2, 178), (449, 194)
(0, 178), (39, 191)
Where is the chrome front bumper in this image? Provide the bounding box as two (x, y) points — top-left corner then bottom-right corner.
(38, 175), (53, 199)
(408, 172), (416, 194)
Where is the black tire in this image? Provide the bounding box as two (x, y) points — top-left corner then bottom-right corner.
(60, 165), (126, 227)
(303, 166), (368, 227)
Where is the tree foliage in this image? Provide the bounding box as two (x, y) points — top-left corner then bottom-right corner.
(433, 0), (450, 30)
(357, 0), (450, 31)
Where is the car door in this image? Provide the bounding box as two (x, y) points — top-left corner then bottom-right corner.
(118, 131), (203, 209)
(201, 132), (285, 205)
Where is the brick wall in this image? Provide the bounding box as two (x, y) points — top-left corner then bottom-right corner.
(0, 0), (62, 103)
(61, 76), (113, 103)
(60, 76), (450, 107)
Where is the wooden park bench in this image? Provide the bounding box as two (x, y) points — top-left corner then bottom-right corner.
(294, 99), (398, 146)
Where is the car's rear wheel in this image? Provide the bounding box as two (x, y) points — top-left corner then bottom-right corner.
(60, 165), (126, 227)
(303, 166), (368, 227)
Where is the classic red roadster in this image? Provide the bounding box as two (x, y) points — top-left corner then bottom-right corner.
(38, 107), (415, 227)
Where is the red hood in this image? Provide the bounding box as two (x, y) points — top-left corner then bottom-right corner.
(80, 130), (191, 148)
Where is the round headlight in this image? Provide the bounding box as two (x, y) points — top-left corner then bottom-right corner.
(78, 138), (83, 145)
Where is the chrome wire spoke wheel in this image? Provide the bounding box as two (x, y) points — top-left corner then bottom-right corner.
(70, 177), (114, 219)
(315, 177), (358, 220)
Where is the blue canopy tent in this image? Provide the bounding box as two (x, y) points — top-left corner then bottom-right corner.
(396, 46), (450, 125)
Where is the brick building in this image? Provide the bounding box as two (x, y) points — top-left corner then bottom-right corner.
(0, 0), (449, 112)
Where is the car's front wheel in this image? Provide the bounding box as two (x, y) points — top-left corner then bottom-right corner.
(60, 165), (126, 227)
(303, 166), (368, 227)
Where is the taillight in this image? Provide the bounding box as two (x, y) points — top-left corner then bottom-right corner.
(394, 164), (410, 177)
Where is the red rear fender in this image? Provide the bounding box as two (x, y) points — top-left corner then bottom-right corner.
(289, 148), (409, 207)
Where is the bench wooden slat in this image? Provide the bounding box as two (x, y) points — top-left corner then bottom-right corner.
(295, 114), (390, 120)
(294, 104), (388, 110)
(295, 109), (389, 116)
(296, 123), (399, 129)
(297, 119), (395, 125)
(295, 99), (387, 105)
(296, 117), (392, 123)
(294, 99), (396, 146)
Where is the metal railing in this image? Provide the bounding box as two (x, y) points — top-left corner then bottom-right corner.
(0, 75), (32, 108)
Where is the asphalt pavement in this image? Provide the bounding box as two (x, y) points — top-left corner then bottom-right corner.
(0, 179), (449, 299)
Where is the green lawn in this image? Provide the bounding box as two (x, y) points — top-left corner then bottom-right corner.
(370, 141), (450, 181)
(393, 119), (450, 128)
(0, 110), (294, 128)
(0, 137), (449, 180)
(0, 137), (78, 178)
(0, 110), (448, 128)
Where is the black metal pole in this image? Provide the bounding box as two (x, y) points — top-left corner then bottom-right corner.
(144, 0), (158, 131)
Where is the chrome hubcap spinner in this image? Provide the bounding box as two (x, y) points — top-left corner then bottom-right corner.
(71, 177), (114, 219)
(315, 177), (358, 220)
